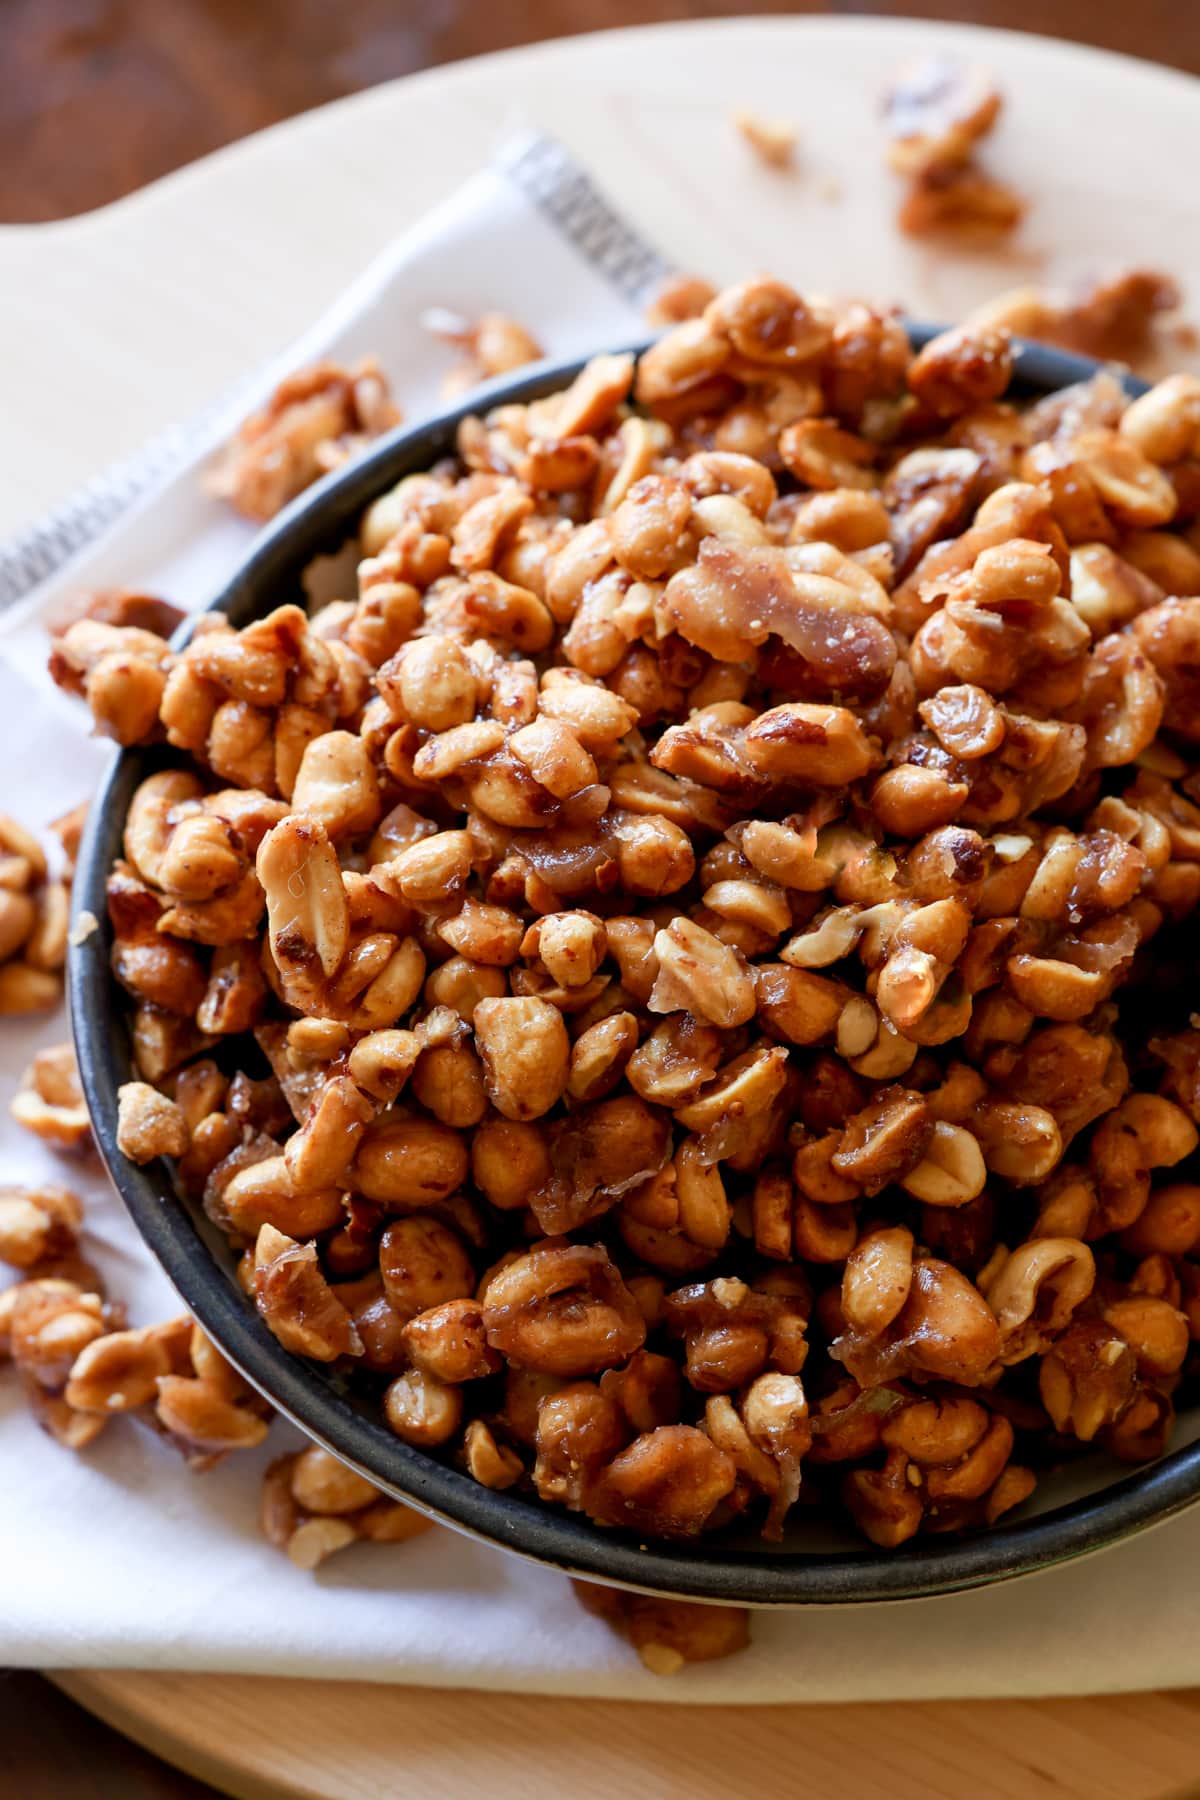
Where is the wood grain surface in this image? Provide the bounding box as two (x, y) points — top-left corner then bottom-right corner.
(36, 1670), (1200, 1800)
(6, 7), (1200, 1799)
(2, 0), (1200, 223)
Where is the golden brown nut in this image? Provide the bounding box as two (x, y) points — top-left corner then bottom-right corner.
(116, 1082), (190, 1164)
(254, 1225), (363, 1362)
(472, 996), (570, 1120)
(0, 1184), (82, 1271)
(584, 1425), (737, 1537)
(482, 1241), (646, 1378)
(11, 1044), (91, 1151)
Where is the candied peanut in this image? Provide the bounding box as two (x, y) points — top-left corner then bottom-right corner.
(0, 886), (35, 962)
(1090, 1093), (1197, 1231)
(482, 1241), (646, 1377)
(832, 1087), (931, 1194)
(871, 765), (967, 838)
(703, 877), (791, 944)
(984, 1238), (1096, 1362)
(470, 1114), (551, 1212)
(842, 1226), (914, 1336)
(288, 1446), (380, 1515)
(742, 703), (876, 785)
(379, 1216), (474, 1320)
(254, 1224), (363, 1361)
(1121, 372), (1200, 463)
(1103, 1295), (1189, 1379)
(973, 272), (1178, 366)
(154, 1368), (269, 1454)
(378, 831), (472, 906)
(840, 1252), (1000, 1388)
(116, 1082), (189, 1164)
(732, 108), (797, 169)
(23, 1384), (109, 1451)
(883, 55), (1001, 175)
(585, 1424), (737, 1537)
(750, 964), (840, 1046)
(710, 277), (832, 366)
(645, 274), (718, 328)
(635, 315), (731, 409)
(0, 1183), (82, 1270)
(352, 1115), (468, 1207)
(648, 917), (756, 1029)
(1040, 1318), (1136, 1441)
(290, 731), (380, 839)
(534, 1382), (628, 1508)
(64, 1320), (180, 1413)
(525, 911), (606, 988)
(538, 668), (638, 748)
(568, 1011), (640, 1103)
(384, 1366), (463, 1446)
(402, 1297), (498, 1383)
(264, 1457), (327, 1550)
(472, 996), (569, 1120)
(354, 1498), (434, 1544)
(0, 961), (62, 1015)
(512, 718), (599, 801)
(606, 812), (694, 898)
(206, 360), (399, 520)
(438, 898), (524, 965)
(779, 417), (877, 490)
(899, 1121), (986, 1207)
(287, 1514), (361, 1569)
(610, 475), (696, 581)
(908, 324), (1012, 419)
(11, 1045), (92, 1151)
(451, 485), (534, 575)
(626, 1143), (731, 1260)
(11, 1281), (109, 1388)
(422, 956), (504, 1026)
(284, 1075), (374, 1192)
(1121, 1184), (1200, 1258)
(381, 635), (479, 731)
(882, 1395), (989, 1466)
(0, 813), (48, 885)
(898, 164), (1023, 238)
(576, 1583), (749, 1673)
(88, 648), (170, 744)
(1102, 1388), (1173, 1465)
(464, 1418), (524, 1489)
(257, 816), (348, 1006)
(896, 1260), (1001, 1382)
(411, 1039), (488, 1128)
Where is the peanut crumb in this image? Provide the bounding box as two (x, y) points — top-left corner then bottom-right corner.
(732, 110), (798, 171)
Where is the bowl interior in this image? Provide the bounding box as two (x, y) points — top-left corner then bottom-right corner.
(71, 330), (1200, 1605)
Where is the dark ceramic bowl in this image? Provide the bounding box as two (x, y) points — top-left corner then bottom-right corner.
(72, 330), (1200, 1607)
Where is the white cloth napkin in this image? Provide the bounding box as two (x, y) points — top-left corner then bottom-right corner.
(3, 131), (1200, 1703)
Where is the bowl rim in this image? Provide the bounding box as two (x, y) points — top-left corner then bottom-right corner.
(72, 328), (1200, 1608)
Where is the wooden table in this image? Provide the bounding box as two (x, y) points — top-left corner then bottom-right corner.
(3, 0), (1200, 224)
(6, 9), (1200, 1797)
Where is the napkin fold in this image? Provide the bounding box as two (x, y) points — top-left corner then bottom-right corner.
(3, 129), (1199, 1703)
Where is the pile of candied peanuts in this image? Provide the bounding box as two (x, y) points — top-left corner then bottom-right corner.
(50, 272), (1200, 1557)
(0, 1069), (747, 1670)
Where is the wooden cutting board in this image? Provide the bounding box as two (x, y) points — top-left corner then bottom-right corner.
(15, 16), (1200, 1796)
(50, 1669), (1200, 1800)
